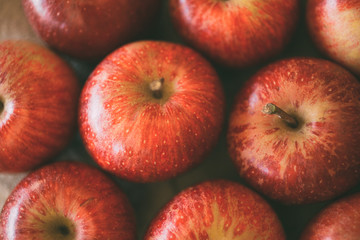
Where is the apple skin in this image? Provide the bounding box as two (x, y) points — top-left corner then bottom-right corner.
(300, 193), (360, 240)
(307, 0), (360, 76)
(227, 57), (360, 204)
(169, 0), (299, 68)
(79, 40), (225, 183)
(0, 40), (79, 172)
(144, 180), (285, 239)
(22, 0), (161, 59)
(0, 161), (136, 240)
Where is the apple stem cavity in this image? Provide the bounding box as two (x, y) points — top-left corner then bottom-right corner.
(262, 103), (298, 128)
(58, 225), (70, 236)
(0, 99), (3, 114)
(149, 78), (165, 99)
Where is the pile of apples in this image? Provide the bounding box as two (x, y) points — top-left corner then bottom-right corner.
(1, 0), (360, 239)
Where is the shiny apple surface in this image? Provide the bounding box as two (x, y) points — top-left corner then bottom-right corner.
(145, 180), (285, 239)
(307, 0), (360, 76)
(170, 0), (299, 68)
(79, 41), (225, 182)
(0, 40), (79, 172)
(227, 57), (360, 204)
(0, 161), (136, 240)
(22, 0), (161, 59)
(301, 193), (360, 240)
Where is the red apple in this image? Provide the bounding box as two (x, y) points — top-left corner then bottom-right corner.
(145, 180), (285, 239)
(227, 57), (360, 204)
(79, 40), (225, 183)
(0, 40), (79, 172)
(169, 0), (299, 68)
(0, 161), (136, 240)
(307, 0), (360, 76)
(301, 193), (360, 240)
(22, 0), (161, 59)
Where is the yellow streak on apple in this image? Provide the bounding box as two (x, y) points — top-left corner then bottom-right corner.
(191, 0), (271, 44)
(320, 1), (360, 73)
(238, 75), (350, 185)
(204, 203), (259, 239)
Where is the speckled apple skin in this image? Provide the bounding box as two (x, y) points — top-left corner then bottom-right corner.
(145, 180), (285, 240)
(301, 193), (360, 240)
(227, 57), (360, 204)
(169, 0), (299, 68)
(79, 41), (225, 183)
(0, 40), (79, 172)
(0, 161), (136, 240)
(22, 0), (161, 59)
(307, 0), (360, 76)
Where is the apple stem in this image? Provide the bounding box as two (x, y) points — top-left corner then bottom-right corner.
(149, 78), (164, 99)
(262, 103), (298, 128)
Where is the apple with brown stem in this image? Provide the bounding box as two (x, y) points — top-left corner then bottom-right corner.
(145, 180), (285, 239)
(169, 0), (299, 68)
(0, 40), (79, 172)
(79, 40), (225, 182)
(0, 161), (136, 240)
(22, 0), (161, 59)
(227, 57), (360, 204)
